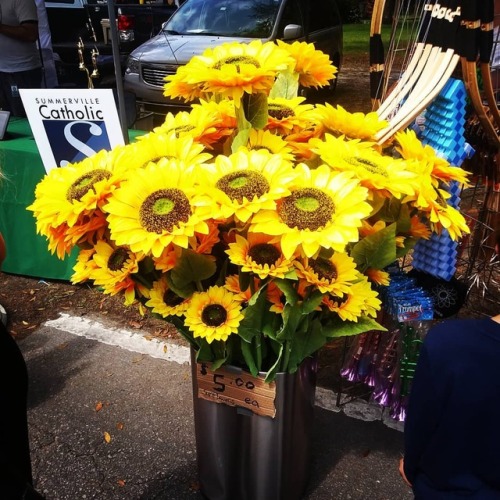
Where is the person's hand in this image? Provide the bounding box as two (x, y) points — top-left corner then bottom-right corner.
(399, 457), (412, 487)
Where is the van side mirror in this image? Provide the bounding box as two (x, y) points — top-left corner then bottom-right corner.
(283, 24), (303, 40)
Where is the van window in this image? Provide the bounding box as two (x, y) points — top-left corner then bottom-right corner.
(308, 0), (340, 32)
(165, 0), (281, 38)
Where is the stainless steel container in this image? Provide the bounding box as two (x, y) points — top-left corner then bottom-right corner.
(191, 354), (318, 500)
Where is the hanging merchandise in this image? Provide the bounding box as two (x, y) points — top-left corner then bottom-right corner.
(340, 270), (435, 421)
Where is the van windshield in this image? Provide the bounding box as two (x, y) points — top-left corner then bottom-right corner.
(163, 0), (282, 38)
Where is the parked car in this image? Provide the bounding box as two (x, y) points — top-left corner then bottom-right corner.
(45, 0), (178, 88)
(124, 0), (343, 118)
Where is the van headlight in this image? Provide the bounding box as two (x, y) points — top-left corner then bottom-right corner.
(126, 57), (140, 75)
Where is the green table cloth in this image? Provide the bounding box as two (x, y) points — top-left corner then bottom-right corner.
(0, 118), (144, 280)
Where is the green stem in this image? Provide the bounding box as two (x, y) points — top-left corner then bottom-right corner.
(195, 280), (204, 292)
(281, 340), (291, 373)
(254, 334), (262, 372)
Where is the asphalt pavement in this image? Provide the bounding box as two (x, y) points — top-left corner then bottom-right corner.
(20, 313), (414, 500)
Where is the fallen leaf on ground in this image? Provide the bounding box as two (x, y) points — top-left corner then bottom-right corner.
(116, 422), (124, 430)
(117, 479), (126, 487)
(95, 402), (103, 412)
(104, 431), (111, 443)
(129, 320), (142, 329)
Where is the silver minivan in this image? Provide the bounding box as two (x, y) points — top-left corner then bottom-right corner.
(124, 0), (343, 115)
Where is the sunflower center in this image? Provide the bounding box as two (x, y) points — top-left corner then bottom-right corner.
(164, 289), (184, 307)
(279, 188), (334, 231)
(201, 304), (227, 327)
(268, 103), (295, 121)
(248, 243), (280, 266)
(216, 171), (269, 203)
(213, 55), (261, 71)
(139, 188), (191, 234)
(108, 247), (129, 271)
(309, 257), (337, 281)
(67, 169), (111, 202)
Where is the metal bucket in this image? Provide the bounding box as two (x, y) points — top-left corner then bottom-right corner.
(191, 353), (318, 500)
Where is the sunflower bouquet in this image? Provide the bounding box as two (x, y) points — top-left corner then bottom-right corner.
(28, 40), (470, 381)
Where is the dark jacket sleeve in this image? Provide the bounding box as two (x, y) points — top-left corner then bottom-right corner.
(403, 343), (440, 483)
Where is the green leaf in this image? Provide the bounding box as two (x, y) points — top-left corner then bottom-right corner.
(238, 287), (269, 342)
(376, 197), (403, 223)
(238, 270), (251, 293)
(301, 290), (324, 315)
(274, 278), (299, 306)
(350, 223), (397, 271)
(165, 272), (195, 299)
(396, 203), (411, 233)
(170, 249), (216, 289)
(277, 303), (303, 341)
(241, 341), (259, 377)
(286, 318), (325, 373)
(231, 128), (251, 153)
(270, 70), (299, 99)
(322, 315), (387, 338)
(246, 92), (268, 129)
(264, 343), (284, 383)
(235, 101), (251, 131)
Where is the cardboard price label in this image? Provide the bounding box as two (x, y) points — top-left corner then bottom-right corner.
(196, 362), (277, 418)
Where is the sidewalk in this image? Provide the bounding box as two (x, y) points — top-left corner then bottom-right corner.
(21, 314), (413, 500)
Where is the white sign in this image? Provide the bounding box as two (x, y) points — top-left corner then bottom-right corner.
(20, 88), (125, 173)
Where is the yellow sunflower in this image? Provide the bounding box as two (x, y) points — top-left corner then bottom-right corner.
(184, 286), (244, 343)
(323, 277), (381, 321)
(294, 251), (359, 295)
(365, 268), (390, 286)
(311, 134), (417, 200)
(196, 149), (298, 223)
(71, 248), (98, 284)
(130, 129), (212, 168)
(265, 97), (315, 135)
(226, 233), (295, 279)
(28, 149), (123, 232)
(153, 109), (219, 148)
(395, 129), (470, 186)
(104, 159), (210, 257)
(145, 275), (189, 317)
(276, 40), (337, 88)
(250, 164), (371, 259)
(408, 215), (431, 240)
(166, 40), (293, 105)
(163, 64), (206, 103)
(420, 193), (470, 240)
(315, 103), (388, 140)
(88, 240), (141, 305)
(244, 129), (295, 161)
(189, 100), (237, 150)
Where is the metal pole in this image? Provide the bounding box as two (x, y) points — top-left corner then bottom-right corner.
(107, 0), (129, 144)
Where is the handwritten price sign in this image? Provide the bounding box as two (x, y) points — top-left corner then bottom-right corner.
(196, 362), (277, 418)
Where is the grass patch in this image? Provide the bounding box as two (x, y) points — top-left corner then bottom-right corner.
(343, 23), (414, 57)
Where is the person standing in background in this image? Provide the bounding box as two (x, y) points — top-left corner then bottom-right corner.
(399, 226), (500, 498)
(0, 0), (42, 116)
(34, 0), (58, 89)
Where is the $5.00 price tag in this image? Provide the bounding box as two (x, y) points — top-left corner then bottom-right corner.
(196, 362), (277, 418)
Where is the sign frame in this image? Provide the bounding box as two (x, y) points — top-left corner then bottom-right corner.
(20, 88), (125, 172)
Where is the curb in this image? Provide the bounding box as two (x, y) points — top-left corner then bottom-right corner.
(44, 313), (404, 432)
